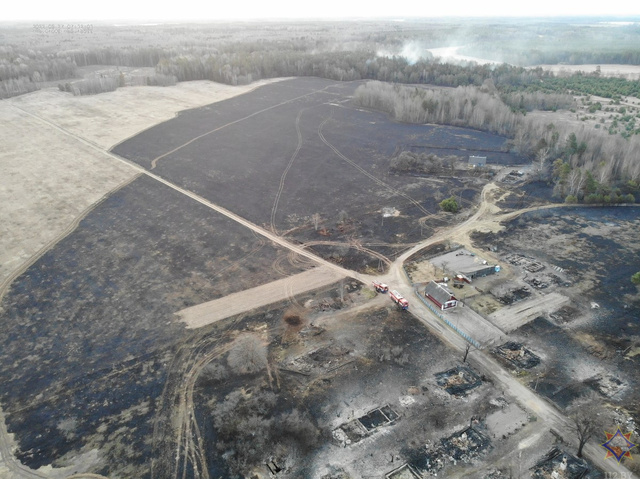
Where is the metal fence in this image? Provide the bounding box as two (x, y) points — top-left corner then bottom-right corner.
(414, 290), (482, 349)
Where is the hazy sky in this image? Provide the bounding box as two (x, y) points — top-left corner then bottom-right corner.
(5, 0), (639, 21)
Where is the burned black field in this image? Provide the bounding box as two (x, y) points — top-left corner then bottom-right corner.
(0, 175), (306, 476)
(113, 77), (523, 267)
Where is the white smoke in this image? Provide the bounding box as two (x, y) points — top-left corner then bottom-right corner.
(376, 41), (431, 65)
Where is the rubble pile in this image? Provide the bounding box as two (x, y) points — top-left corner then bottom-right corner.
(404, 426), (492, 476)
(531, 448), (591, 479)
(435, 366), (483, 396)
(494, 342), (541, 369)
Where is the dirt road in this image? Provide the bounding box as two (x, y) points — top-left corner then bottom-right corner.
(0, 407), (47, 479)
(177, 265), (346, 329)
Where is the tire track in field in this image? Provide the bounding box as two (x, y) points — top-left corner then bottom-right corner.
(270, 108), (305, 233)
(299, 240), (392, 267)
(154, 320), (285, 479)
(317, 109), (434, 218)
(150, 84), (340, 170)
(208, 230), (266, 282)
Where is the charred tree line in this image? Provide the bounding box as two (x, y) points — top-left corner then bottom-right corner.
(353, 81), (640, 196)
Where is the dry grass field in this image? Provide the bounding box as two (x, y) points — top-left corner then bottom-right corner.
(0, 80), (281, 287)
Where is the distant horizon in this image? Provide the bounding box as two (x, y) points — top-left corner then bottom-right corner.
(2, 0), (640, 23)
(3, 15), (640, 24)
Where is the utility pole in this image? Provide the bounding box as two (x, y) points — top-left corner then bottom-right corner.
(463, 343), (471, 363)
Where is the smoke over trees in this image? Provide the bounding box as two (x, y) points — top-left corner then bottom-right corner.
(3, 21), (640, 102)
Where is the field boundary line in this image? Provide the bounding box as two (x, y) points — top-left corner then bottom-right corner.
(108, 78), (289, 152)
(9, 105), (363, 283)
(0, 171), (142, 306)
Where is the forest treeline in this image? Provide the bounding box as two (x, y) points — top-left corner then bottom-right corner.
(353, 81), (640, 200)
(462, 46), (640, 68)
(3, 20), (640, 99)
(457, 22), (640, 66)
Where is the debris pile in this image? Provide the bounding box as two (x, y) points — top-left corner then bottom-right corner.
(525, 273), (562, 290)
(284, 346), (352, 375)
(494, 342), (541, 369)
(441, 427), (492, 462)
(403, 426), (492, 476)
(435, 366), (483, 396)
(585, 374), (626, 398)
(496, 286), (531, 305)
(524, 261), (545, 273)
(501, 170), (525, 184)
(505, 253), (531, 266)
(531, 448), (591, 479)
(333, 405), (399, 446)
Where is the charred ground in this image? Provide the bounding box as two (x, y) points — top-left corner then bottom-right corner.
(113, 77), (525, 271)
(471, 207), (640, 456)
(0, 175), (306, 476)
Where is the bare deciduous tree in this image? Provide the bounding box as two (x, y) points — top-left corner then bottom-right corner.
(311, 213), (321, 231)
(534, 147), (551, 181)
(227, 333), (268, 374)
(568, 392), (604, 458)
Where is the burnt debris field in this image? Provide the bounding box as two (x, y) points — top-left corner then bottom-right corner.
(473, 207), (640, 421)
(0, 77), (526, 477)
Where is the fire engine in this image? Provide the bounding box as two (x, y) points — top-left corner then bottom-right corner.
(372, 281), (389, 293)
(389, 290), (409, 310)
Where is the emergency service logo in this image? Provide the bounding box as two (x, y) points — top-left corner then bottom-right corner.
(601, 427), (636, 463)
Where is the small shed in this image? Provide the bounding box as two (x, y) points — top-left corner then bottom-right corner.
(469, 156), (487, 167)
(424, 281), (458, 310)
